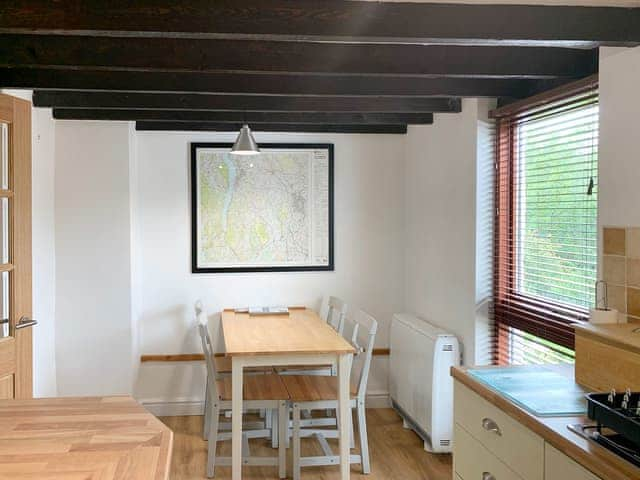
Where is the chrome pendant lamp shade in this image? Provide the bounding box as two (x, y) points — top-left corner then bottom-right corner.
(231, 124), (260, 155)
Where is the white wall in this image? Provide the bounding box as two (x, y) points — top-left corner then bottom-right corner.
(404, 99), (494, 366)
(598, 46), (640, 231)
(133, 130), (405, 408)
(128, 123), (142, 402)
(32, 107), (57, 397)
(475, 118), (496, 365)
(54, 121), (134, 396)
(21, 116), (404, 406)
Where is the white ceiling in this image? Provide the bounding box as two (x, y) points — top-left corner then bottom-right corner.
(370, 0), (640, 6)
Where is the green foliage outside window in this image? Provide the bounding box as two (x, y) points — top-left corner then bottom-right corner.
(518, 103), (598, 311)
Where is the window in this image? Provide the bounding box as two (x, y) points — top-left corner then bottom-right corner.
(492, 79), (598, 365)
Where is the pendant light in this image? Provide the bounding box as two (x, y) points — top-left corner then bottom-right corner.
(231, 124), (260, 155)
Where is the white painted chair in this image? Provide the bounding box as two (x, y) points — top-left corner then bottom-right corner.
(198, 304), (271, 376)
(197, 302), (273, 441)
(198, 320), (289, 478)
(325, 296), (348, 335)
(282, 310), (378, 479)
(277, 296), (348, 377)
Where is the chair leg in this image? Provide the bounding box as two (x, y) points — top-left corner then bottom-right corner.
(349, 408), (355, 449)
(266, 407), (272, 431)
(207, 403), (220, 478)
(292, 403), (301, 480)
(357, 402), (371, 474)
(271, 408), (279, 448)
(336, 403), (347, 443)
(278, 402), (287, 479)
(203, 378), (210, 440)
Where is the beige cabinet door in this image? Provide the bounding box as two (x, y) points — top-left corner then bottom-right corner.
(545, 444), (600, 480)
(0, 94), (33, 399)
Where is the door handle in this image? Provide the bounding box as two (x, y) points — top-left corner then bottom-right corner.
(482, 417), (502, 436)
(482, 473), (496, 480)
(15, 317), (37, 330)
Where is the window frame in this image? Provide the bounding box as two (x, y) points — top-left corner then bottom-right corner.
(491, 77), (598, 362)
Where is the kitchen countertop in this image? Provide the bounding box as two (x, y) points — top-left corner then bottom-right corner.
(0, 396), (173, 480)
(574, 322), (640, 354)
(452, 365), (640, 480)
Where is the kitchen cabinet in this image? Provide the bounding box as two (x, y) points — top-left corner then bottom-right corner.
(454, 380), (603, 480)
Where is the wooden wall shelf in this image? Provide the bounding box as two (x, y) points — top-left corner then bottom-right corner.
(140, 348), (390, 363)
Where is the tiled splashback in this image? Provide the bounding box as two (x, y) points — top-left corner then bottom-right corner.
(603, 227), (640, 322)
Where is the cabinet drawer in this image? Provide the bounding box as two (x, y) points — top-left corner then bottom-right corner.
(454, 423), (523, 480)
(545, 444), (600, 480)
(454, 381), (544, 480)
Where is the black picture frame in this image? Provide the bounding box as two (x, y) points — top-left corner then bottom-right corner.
(191, 142), (334, 273)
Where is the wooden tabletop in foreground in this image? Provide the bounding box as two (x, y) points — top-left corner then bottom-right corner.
(0, 396), (173, 480)
(222, 308), (356, 357)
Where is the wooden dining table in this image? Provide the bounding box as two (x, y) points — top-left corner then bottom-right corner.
(221, 307), (356, 480)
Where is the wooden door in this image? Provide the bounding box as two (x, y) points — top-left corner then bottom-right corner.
(0, 93), (33, 399)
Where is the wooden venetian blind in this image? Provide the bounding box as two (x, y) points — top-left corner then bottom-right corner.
(491, 77), (598, 364)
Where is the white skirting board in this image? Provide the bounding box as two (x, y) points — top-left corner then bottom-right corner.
(141, 392), (391, 417)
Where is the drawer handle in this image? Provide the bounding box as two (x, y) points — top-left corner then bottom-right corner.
(482, 473), (496, 480)
(481, 418), (502, 436)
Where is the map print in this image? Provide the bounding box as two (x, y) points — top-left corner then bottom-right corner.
(195, 147), (330, 270)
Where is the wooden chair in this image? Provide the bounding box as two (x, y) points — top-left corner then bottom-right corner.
(198, 320), (289, 478)
(282, 310), (378, 480)
(276, 296), (348, 377)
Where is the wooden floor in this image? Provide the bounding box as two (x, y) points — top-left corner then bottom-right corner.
(160, 408), (452, 480)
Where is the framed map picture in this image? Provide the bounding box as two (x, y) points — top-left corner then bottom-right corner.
(191, 143), (334, 273)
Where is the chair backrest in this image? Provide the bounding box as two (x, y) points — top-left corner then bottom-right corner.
(341, 310), (378, 401)
(196, 301), (219, 399)
(195, 299), (204, 318)
(325, 296), (348, 335)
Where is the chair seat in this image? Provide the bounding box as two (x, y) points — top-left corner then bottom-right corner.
(280, 375), (357, 402)
(216, 374), (290, 401)
(214, 355), (272, 374)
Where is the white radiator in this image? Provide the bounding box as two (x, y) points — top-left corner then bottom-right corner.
(389, 313), (460, 453)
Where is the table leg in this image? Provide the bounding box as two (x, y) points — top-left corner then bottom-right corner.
(231, 357), (243, 480)
(338, 352), (352, 480)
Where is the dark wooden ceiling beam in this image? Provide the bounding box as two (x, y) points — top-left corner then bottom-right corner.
(135, 122), (408, 134)
(0, 68), (570, 98)
(0, 35), (597, 79)
(1, 1), (638, 47)
(52, 109), (434, 125)
(33, 91), (461, 113)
